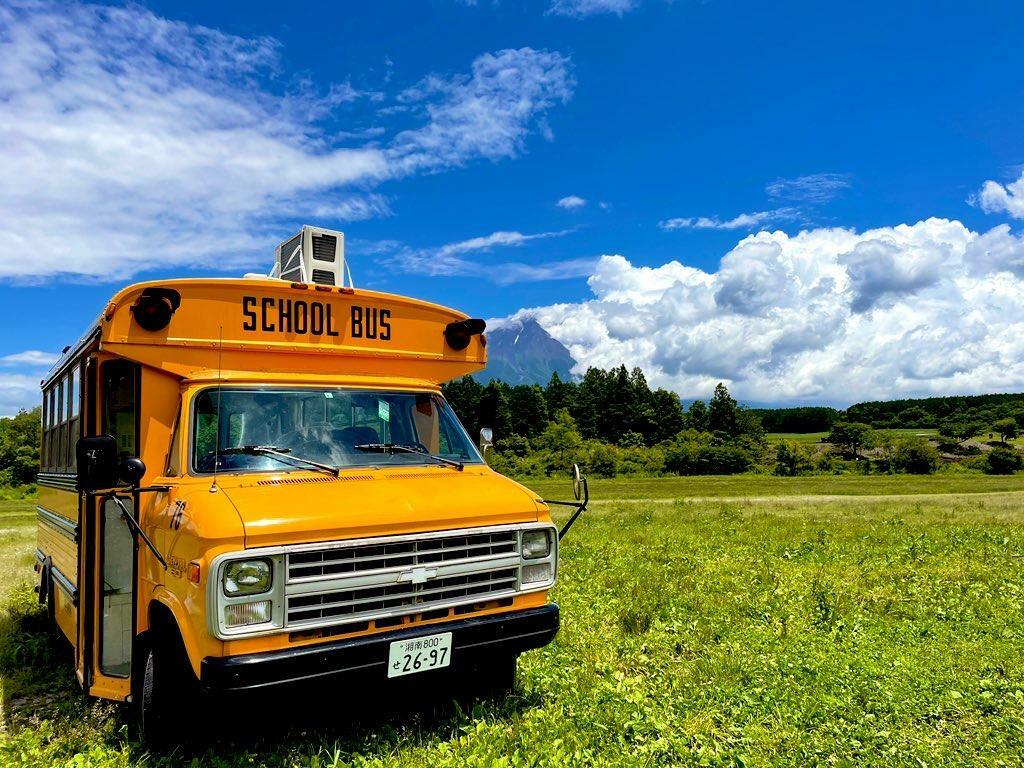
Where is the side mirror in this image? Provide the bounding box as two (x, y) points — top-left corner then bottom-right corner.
(119, 457), (147, 488)
(76, 435), (119, 491)
(571, 463), (583, 501)
(479, 427), (493, 455)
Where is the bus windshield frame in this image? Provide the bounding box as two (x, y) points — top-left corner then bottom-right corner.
(188, 386), (484, 476)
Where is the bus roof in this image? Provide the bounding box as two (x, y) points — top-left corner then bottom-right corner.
(44, 278), (487, 388)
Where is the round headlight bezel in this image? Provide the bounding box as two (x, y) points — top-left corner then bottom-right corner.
(222, 558), (273, 596)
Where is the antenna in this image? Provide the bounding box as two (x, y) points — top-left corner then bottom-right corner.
(210, 326), (224, 493)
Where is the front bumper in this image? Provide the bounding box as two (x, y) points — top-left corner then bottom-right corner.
(200, 604), (560, 693)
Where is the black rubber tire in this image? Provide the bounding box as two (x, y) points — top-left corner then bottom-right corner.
(135, 631), (196, 746)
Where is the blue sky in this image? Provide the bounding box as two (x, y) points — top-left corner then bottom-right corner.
(2, 0), (1024, 411)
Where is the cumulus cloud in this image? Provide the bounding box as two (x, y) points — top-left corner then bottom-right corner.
(0, 350), (60, 366)
(0, 2), (573, 281)
(659, 209), (799, 231)
(976, 172), (1024, 219)
(548, 0), (641, 17)
(766, 173), (851, 204)
(557, 195), (587, 209)
(381, 229), (593, 284)
(0, 373), (44, 417)
(504, 218), (1024, 404)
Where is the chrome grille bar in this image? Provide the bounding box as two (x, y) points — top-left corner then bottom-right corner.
(287, 530), (518, 581)
(283, 528), (527, 628)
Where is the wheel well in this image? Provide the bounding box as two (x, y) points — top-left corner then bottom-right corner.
(146, 602), (180, 645)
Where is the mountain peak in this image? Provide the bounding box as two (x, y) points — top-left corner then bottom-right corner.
(477, 317), (575, 385)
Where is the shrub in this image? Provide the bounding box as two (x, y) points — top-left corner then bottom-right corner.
(891, 436), (940, 474)
(984, 447), (1023, 475)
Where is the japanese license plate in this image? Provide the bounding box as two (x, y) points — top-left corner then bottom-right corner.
(387, 631), (453, 678)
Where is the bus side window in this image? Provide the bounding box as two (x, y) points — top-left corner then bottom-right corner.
(102, 361), (137, 459)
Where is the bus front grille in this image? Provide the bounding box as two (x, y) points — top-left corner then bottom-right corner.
(286, 567), (518, 625)
(282, 528), (523, 629)
(287, 530), (518, 581)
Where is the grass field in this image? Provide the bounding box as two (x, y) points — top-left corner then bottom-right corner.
(766, 429), (940, 444)
(2, 475), (1024, 766)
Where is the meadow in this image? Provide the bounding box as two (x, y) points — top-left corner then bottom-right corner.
(2, 475), (1024, 766)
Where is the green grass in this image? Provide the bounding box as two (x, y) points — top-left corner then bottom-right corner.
(3, 476), (1024, 766)
(767, 428), (940, 444)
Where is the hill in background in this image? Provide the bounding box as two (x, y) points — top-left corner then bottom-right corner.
(477, 317), (575, 386)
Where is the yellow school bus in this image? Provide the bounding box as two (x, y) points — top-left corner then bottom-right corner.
(35, 247), (584, 741)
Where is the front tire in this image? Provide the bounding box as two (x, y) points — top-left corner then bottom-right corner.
(135, 631), (195, 746)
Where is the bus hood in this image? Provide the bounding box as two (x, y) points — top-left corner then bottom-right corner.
(219, 469), (543, 548)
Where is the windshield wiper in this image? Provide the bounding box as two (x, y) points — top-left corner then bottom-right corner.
(353, 443), (464, 471)
(219, 445), (340, 477)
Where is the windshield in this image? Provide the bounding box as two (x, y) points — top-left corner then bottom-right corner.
(191, 387), (483, 473)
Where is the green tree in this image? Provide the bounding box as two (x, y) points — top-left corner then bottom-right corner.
(508, 385), (549, 439)
(686, 400), (709, 432)
(0, 408), (41, 486)
(533, 409), (584, 475)
(939, 419), (983, 445)
(985, 446), (1022, 475)
(992, 417), (1019, 444)
(650, 389), (685, 443)
(544, 372), (577, 415)
(828, 421), (875, 458)
(891, 436), (939, 474)
(708, 383), (739, 437)
(774, 440), (812, 476)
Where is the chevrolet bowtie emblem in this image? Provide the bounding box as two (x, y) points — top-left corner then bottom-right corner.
(397, 566), (437, 584)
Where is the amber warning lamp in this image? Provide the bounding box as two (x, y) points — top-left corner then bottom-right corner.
(131, 288), (181, 331)
(444, 318), (486, 351)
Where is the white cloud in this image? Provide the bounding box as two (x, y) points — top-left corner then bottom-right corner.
(0, 350), (60, 366)
(557, 195), (587, 209)
(0, 373), (43, 417)
(436, 229), (572, 258)
(766, 173), (851, 204)
(389, 48), (573, 175)
(548, 0), (641, 17)
(381, 229), (592, 284)
(0, 2), (573, 281)
(976, 172), (1024, 219)
(504, 218), (1024, 404)
(659, 209), (799, 231)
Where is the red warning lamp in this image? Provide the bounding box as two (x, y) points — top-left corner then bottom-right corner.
(444, 318), (486, 351)
(131, 288), (181, 332)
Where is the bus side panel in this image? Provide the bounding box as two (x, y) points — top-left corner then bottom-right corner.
(37, 484), (79, 644)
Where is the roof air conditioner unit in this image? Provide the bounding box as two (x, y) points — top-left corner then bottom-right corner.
(273, 225), (347, 287)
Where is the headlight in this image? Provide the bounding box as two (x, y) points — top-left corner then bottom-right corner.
(224, 599), (273, 627)
(522, 529), (552, 559)
(521, 562), (553, 585)
(223, 559), (272, 596)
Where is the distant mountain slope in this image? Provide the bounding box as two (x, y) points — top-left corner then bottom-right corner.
(477, 317), (575, 385)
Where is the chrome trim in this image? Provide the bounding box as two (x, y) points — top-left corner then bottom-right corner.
(37, 506), (78, 541)
(37, 473), (78, 492)
(50, 564), (78, 603)
(207, 523), (558, 640)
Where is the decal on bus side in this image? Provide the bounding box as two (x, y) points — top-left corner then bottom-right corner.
(241, 296), (392, 340)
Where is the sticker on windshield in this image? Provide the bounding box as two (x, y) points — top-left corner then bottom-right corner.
(378, 399), (390, 422)
(324, 392), (333, 399)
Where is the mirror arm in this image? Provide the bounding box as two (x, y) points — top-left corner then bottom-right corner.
(105, 494), (168, 570)
(543, 477), (589, 541)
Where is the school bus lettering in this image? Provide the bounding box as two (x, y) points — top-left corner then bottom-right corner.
(35, 229), (563, 745)
(241, 296), (391, 340)
(350, 306), (391, 340)
(242, 295), (342, 337)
